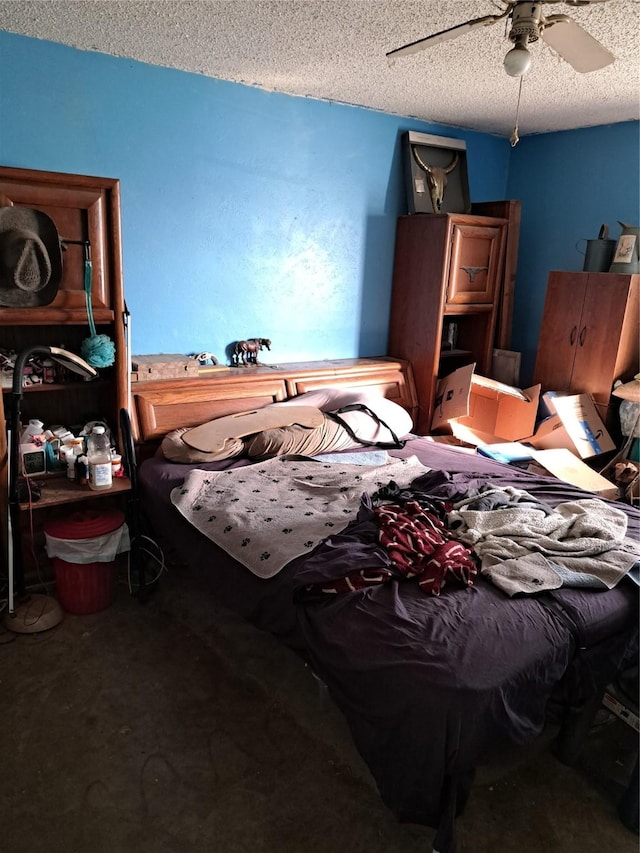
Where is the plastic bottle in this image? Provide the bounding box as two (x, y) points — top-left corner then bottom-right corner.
(20, 419), (45, 445)
(75, 454), (89, 486)
(61, 446), (75, 480)
(66, 453), (76, 481)
(110, 453), (123, 477)
(87, 425), (112, 491)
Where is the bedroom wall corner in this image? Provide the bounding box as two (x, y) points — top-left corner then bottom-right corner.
(506, 120), (640, 385)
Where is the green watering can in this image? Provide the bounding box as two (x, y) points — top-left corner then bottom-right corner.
(609, 222), (640, 274)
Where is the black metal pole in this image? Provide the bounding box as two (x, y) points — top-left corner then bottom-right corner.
(8, 346), (54, 605)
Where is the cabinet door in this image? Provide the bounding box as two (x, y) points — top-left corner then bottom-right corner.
(446, 222), (506, 305)
(571, 274), (635, 405)
(534, 272), (589, 392)
(0, 167), (122, 325)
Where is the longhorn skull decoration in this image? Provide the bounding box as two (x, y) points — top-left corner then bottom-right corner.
(411, 146), (459, 213)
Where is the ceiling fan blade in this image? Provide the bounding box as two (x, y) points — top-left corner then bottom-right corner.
(541, 15), (615, 72)
(386, 12), (507, 60)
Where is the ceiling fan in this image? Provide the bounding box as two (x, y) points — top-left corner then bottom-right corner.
(386, 1), (615, 77)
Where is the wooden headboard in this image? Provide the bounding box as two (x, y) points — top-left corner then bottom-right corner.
(130, 357), (418, 451)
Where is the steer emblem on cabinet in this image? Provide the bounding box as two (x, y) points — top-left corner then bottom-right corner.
(461, 266), (488, 283)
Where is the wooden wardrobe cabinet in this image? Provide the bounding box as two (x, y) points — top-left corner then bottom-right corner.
(533, 271), (640, 425)
(387, 212), (508, 434)
(0, 165), (130, 577)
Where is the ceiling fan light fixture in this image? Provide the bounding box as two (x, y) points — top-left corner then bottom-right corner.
(504, 36), (532, 77)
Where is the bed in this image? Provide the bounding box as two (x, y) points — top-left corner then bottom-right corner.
(132, 358), (639, 853)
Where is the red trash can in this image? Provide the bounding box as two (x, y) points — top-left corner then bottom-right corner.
(44, 509), (128, 614)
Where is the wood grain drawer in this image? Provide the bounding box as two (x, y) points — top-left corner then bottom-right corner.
(132, 378), (288, 441)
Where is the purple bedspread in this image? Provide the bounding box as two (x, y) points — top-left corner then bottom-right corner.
(138, 438), (639, 844)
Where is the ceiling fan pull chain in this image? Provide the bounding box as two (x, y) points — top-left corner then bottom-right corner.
(510, 76), (524, 147)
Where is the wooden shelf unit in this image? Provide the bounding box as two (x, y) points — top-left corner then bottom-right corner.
(19, 475), (131, 512)
(387, 210), (514, 434)
(0, 165), (130, 580)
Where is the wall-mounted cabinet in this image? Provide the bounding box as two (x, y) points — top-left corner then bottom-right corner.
(387, 212), (509, 434)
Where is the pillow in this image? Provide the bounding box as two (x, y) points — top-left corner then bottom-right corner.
(247, 391), (413, 458)
(162, 390), (413, 462)
(161, 427), (245, 463)
(277, 389), (413, 442)
(275, 387), (378, 411)
(181, 405), (324, 452)
(246, 415), (351, 458)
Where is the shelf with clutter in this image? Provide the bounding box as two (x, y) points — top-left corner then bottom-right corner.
(16, 414), (129, 510)
(0, 165), (131, 632)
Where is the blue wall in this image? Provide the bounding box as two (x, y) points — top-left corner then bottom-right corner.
(0, 31), (509, 363)
(1, 31), (637, 379)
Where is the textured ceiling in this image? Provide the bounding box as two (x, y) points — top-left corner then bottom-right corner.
(1, 0), (639, 137)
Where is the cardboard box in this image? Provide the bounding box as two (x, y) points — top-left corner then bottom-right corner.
(528, 392), (615, 459)
(131, 354), (199, 382)
(431, 364), (540, 444)
(491, 348), (521, 387)
(529, 448), (619, 500)
(602, 686), (640, 732)
(432, 368), (616, 463)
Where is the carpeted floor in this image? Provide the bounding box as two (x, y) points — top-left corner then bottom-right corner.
(0, 562), (637, 853)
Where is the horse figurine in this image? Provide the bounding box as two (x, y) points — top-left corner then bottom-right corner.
(233, 338), (271, 366)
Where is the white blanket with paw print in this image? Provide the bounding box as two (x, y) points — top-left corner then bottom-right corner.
(170, 455), (428, 578)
